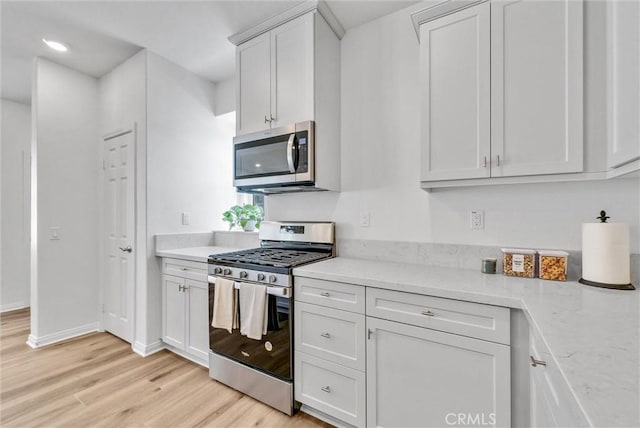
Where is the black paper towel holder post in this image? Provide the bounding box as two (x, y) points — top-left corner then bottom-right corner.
(579, 210), (636, 290)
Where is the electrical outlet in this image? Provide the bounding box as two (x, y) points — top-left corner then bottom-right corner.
(182, 212), (191, 226)
(359, 211), (370, 227)
(470, 210), (484, 230)
(49, 227), (61, 240)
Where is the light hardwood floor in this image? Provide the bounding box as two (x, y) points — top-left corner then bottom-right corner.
(0, 309), (332, 427)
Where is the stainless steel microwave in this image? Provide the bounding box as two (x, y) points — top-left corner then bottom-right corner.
(233, 121), (317, 194)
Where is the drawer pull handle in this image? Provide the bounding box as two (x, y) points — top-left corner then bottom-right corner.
(530, 356), (547, 367)
(181, 268), (188, 271)
(368, 329), (373, 340)
(320, 332), (331, 338)
(320, 386), (331, 393)
(320, 292), (330, 297)
(241, 351), (250, 357)
(421, 310), (435, 317)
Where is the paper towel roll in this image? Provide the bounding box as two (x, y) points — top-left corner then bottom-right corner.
(582, 223), (630, 285)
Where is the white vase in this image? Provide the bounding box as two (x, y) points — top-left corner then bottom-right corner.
(243, 220), (256, 232)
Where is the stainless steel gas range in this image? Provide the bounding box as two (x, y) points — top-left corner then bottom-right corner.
(207, 221), (335, 415)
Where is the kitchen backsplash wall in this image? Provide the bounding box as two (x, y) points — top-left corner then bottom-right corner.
(337, 239), (640, 284)
(265, 2), (639, 254)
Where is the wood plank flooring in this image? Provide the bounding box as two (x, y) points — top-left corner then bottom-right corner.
(0, 309), (332, 427)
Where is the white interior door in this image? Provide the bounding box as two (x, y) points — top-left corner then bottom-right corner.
(103, 130), (135, 342)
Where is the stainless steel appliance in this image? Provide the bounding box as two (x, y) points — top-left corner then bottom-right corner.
(233, 121), (337, 195)
(208, 221), (335, 415)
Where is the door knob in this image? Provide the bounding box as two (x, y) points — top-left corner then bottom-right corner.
(119, 246), (132, 253)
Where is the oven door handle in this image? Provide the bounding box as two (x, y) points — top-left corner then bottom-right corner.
(208, 276), (290, 298)
(286, 133), (297, 173)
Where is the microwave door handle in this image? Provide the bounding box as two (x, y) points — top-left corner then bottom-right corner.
(286, 134), (296, 173)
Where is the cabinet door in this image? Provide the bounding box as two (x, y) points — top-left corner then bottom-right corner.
(366, 317), (510, 428)
(420, 3), (491, 181)
(185, 279), (209, 361)
(491, 0), (583, 177)
(607, 0), (640, 168)
(237, 32), (271, 135)
(162, 275), (186, 349)
(270, 12), (314, 128)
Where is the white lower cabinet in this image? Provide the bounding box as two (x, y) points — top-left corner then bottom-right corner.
(366, 316), (511, 428)
(294, 279), (512, 428)
(529, 328), (589, 428)
(161, 258), (209, 366)
(295, 279), (366, 427)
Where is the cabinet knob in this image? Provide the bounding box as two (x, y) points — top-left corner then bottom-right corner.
(421, 310), (435, 317)
(320, 332), (331, 338)
(530, 356), (547, 367)
(320, 386), (331, 393)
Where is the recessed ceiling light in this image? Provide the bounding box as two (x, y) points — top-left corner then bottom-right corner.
(42, 38), (68, 52)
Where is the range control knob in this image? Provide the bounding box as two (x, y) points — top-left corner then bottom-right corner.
(257, 273), (266, 281)
(214, 267), (222, 274)
(223, 268), (232, 276)
(269, 275), (277, 284)
(239, 271), (248, 279)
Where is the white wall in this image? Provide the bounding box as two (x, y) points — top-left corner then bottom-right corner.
(146, 51), (236, 343)
(1, 99), (31, 312)
(99, 49), (148, 346)
(265, 2), (640, 253)
(31, 58), (100, 340)
(214, 78), (235, 116)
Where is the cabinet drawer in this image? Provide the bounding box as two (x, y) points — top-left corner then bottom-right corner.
(366, 288), (510, 345)
(294, 352), (366, 428)
(162, 258), (208, 282)
(295, 277), (365, 313)
(295, 302), (365, 371)
(529, 329), (589, 427)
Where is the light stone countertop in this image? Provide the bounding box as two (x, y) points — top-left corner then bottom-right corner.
(293, 257), (640, 428)
(156, 246), (239, 263)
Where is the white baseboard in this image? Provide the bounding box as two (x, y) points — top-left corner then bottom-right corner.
(132, 340), (165, 357)
(25, 322), (100, 349)
(1, 302), (29, 313)
(163, 344), (208, 367)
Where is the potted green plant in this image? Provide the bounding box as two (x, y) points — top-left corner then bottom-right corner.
(222, 204), (264, 231)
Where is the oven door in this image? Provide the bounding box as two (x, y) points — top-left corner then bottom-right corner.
(209, 279), (293, 382)
(233, 121), (314, 188)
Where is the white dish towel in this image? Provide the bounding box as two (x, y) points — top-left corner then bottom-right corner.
(238, 282), (268, 340)
(211, 277), (238, 334)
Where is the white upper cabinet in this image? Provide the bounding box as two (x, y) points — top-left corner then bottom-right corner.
(271, 14), (314, 129)
(236, 12), (319, 136)
(237, 33), (272, 135)
(607, 0), (640, 169)
(420, 0), (584, 183)
(491, 0), (583, 177)
(420, 3), (491, 181)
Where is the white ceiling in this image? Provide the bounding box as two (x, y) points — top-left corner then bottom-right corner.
(1, 1), (418, 105)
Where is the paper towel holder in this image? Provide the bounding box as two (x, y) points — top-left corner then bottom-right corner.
(579, 210), (635, 290)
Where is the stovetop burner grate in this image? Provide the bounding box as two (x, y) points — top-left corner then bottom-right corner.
(209, 248), (330, 269)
